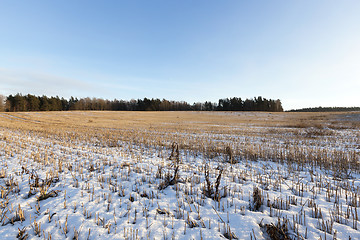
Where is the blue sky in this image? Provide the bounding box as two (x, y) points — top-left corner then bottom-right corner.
(0, 1), (359, 110)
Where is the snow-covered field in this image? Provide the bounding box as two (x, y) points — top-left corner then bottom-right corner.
(0, 111), (359, 239)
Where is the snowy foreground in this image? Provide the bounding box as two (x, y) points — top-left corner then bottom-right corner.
(0, 127), (360, 240)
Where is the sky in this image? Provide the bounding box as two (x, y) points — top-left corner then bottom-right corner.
(0, 1), (359, 110)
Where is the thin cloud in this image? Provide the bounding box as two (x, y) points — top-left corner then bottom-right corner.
(0, 68), (189, 101)
(0, 68), (98, 97)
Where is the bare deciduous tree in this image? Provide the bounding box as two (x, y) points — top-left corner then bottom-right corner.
(0, 94), (5, 112)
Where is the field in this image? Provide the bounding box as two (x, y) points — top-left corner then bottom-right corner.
(0, 111), (359, 240)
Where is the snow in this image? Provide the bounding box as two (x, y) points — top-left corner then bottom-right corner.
(0, 122), (359, 239)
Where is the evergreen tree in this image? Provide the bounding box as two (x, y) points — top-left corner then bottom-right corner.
(2, 94), (284, 112)
(26, 94), (40, 111)
(40, 96), (50, 111)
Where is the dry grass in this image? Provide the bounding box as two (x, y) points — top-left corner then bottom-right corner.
(0, 111), (358, 173)
(0, 111), (350, 131)
(0, 111), (359, 239)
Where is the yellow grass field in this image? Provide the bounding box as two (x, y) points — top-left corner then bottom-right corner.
(1, 111), (359, 162)
(0, 111), (359, 239)
(1, 110), (358, 134)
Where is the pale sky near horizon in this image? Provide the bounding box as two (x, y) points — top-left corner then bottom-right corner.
(0, 1), (359, 110)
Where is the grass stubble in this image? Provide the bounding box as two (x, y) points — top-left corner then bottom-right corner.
(0, 111), (359, 239)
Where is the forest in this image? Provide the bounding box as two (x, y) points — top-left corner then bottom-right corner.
(289, 106), (360, 112)
(0, 94), (283, 112)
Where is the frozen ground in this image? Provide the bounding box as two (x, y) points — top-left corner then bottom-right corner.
(0, 113), (359, 239)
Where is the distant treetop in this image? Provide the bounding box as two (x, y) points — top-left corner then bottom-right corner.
(288, 107), (360, 112)
(3, 94), (284, 112)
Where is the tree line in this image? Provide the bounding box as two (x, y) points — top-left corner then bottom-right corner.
(288, 107), (360, 112)
(1, 94), (283, 112)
